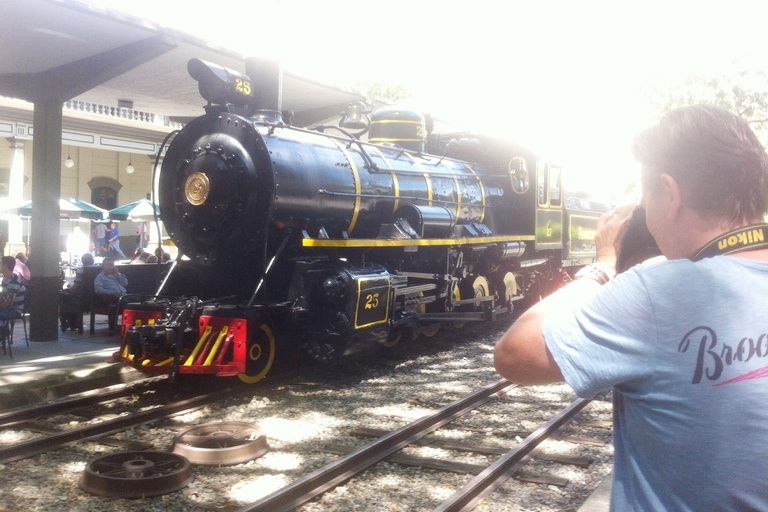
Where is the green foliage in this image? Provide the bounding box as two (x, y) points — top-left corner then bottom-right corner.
(355, 81), (411, 102)
(646, 68), (768, 143)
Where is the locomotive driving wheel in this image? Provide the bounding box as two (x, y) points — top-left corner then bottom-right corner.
(472, 276), (490, 307)
(238, 323), (276, 384)
(459, 275), (491, 311)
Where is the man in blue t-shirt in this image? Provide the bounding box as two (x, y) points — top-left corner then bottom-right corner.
(107, 222), (125, 259)
(494, 105), (768, 511)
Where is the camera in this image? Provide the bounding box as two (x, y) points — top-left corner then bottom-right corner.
(616, 206), (661, 273)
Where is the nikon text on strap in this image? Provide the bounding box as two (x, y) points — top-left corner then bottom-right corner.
(691, 223), (768, 262)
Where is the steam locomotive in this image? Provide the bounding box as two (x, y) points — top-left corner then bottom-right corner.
(117, 57), (608, 382)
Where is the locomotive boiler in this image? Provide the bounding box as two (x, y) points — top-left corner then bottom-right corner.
(118, 57), (608, 382)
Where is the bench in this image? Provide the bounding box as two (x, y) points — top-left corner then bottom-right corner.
(60, 263), (166, 335)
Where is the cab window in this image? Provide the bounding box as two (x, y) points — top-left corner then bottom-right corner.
(549, 165), (562, 207)
(537, 160), (549, 206)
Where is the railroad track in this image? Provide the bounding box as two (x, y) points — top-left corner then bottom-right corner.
(0, 378), (164, 429)
(0, 385), (238, 463)
(236, 380), (592, 512)
(0, 331), (613, 511)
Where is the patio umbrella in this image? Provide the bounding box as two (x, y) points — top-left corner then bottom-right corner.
(68, 197), (109, 221)
(12, 198), (85, 220)
(109, 198), (161, 222)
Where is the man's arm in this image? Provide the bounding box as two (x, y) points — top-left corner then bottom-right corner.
(493, 203), (637, 385)
(494, 279), (602, 384)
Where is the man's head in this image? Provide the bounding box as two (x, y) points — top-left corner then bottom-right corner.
(632, 104), (768, 225)
(82, 253), (94, 266)
(102, 257), (115, 273)
(1, 256), (16, 277)
(15, 253), (26, 263)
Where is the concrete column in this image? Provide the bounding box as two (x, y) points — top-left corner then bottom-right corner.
(6, 138), (27, 257)
(29, 100), (63, 342)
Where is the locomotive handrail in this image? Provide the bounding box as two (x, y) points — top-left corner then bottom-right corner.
(246, 236), (290, 308)
(302, 235), (534, 248)
(316, 189), (494, 208)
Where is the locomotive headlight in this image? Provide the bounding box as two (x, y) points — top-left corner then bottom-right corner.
(188, 58), (254, 108)
(321, 275), (346, 301)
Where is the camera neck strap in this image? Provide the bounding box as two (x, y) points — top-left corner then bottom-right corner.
(691, 223), (768, 262)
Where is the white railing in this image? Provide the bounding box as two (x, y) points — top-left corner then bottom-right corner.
(63, 100), (183, 129)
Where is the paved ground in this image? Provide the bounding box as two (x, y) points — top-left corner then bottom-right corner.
(0, 314), (144, 410)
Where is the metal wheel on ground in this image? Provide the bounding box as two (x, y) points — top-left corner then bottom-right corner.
(79, 450), (192, 498)
(172, 421), (269, 466)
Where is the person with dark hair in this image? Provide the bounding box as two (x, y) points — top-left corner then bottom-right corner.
(494, 105), (768, 511)
(0, 255), (26, 343)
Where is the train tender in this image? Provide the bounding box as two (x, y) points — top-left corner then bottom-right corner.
(118, 57), (608, 382)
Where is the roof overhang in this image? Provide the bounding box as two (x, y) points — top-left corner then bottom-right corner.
(0, 0), (369, 126)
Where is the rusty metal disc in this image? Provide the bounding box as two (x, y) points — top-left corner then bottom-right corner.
(79, 450), (192, 498)
(172, 421), (268, 466)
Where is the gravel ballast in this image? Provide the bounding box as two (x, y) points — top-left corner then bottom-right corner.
(0, 322), (613, 511)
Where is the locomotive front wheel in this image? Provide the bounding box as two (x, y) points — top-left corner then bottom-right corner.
(379, 328), (414, 358)
(238, 323), (276, 384)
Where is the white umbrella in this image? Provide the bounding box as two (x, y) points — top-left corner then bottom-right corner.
(109, 198), (160, 222)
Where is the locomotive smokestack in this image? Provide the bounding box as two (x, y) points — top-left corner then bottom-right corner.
(245, 56), (283, 111)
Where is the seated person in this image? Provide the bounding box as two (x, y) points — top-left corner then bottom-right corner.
(70, 253), (95, 293)
(60, 253), (94, 332)
(93, 257), (128, 332)
(94, 257), (127, 303)
(13, 252), (31, 285)
(0, 255), (26, 340)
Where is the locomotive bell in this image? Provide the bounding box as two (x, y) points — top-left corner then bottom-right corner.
(369, 106), (426, 153)
(339, 101), (370, 131)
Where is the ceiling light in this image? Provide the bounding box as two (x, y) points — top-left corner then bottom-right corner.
(64, 146), (74, 168)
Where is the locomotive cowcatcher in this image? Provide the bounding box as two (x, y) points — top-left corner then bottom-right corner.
(117, 57), (608, 383)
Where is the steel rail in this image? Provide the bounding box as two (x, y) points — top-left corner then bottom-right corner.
(0, 388), (235, 463)
(236, 379), (516, 512)
(0, 378), (161, 429)
(433, 396), (592, 512)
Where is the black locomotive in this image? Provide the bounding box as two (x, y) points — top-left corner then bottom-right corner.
(118, 57), (607, 382)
